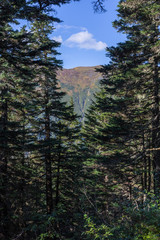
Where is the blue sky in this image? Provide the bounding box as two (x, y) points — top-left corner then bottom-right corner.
(53, 0), (126, 69)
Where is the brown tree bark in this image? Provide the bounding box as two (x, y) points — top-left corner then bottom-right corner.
(45, 89), (53, 214)
(152, 57), (160, 194)
(0, 88), (8, 237)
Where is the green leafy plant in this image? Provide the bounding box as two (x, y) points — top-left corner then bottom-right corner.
(83, 214), (112, 240)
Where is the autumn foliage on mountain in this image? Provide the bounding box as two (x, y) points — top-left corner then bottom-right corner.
(57, 66), (102, 117)
(57, 66), (102, 90)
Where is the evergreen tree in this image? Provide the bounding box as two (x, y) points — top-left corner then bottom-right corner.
(0, 1), (82, 238)
(82, 0), (160, 230)
(82, 66), (134, 225)
(113, 0), (160, 193)
(53, 100), (83, 239)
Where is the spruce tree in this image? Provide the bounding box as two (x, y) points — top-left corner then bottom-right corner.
(82, 0), (160, 227)
(113, 0), (160, 193)
(0, 1), (82, 238)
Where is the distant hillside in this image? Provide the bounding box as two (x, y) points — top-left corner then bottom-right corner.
(57, 66), (102, 119)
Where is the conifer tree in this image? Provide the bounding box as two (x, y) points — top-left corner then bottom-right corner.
(52, 100), (83, 239)
(82, 66), (134, 224)
(113, 0), (160, 193)
(28, 19), (65, 217)
(83, 0), (160, 226)
(0, 1), (82, 238)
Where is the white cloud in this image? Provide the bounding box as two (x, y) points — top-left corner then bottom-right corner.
(80, 27), (88, 31)
(55, 24), (74, 30)
(64, 30), (107, 51)
(53, 35), (63, 43)
(55, 24), (87, 32)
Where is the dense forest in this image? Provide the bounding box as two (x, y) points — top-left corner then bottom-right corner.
(0, 0), (160, 239)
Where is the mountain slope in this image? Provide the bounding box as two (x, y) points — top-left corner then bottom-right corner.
(57, 66), (102, 118)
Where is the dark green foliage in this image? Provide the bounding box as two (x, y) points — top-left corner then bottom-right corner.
(84, 193), (160, 240)
(81, 0), (160, 239)
(0, 0), (83, 239)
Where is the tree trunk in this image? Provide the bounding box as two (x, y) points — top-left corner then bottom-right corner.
(55, 142), (61, 207)
(148, 135), (151, 192)
(152, 57), (160, 194)
(45, 91), (53, 214)
(0, 88), (8, 237)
